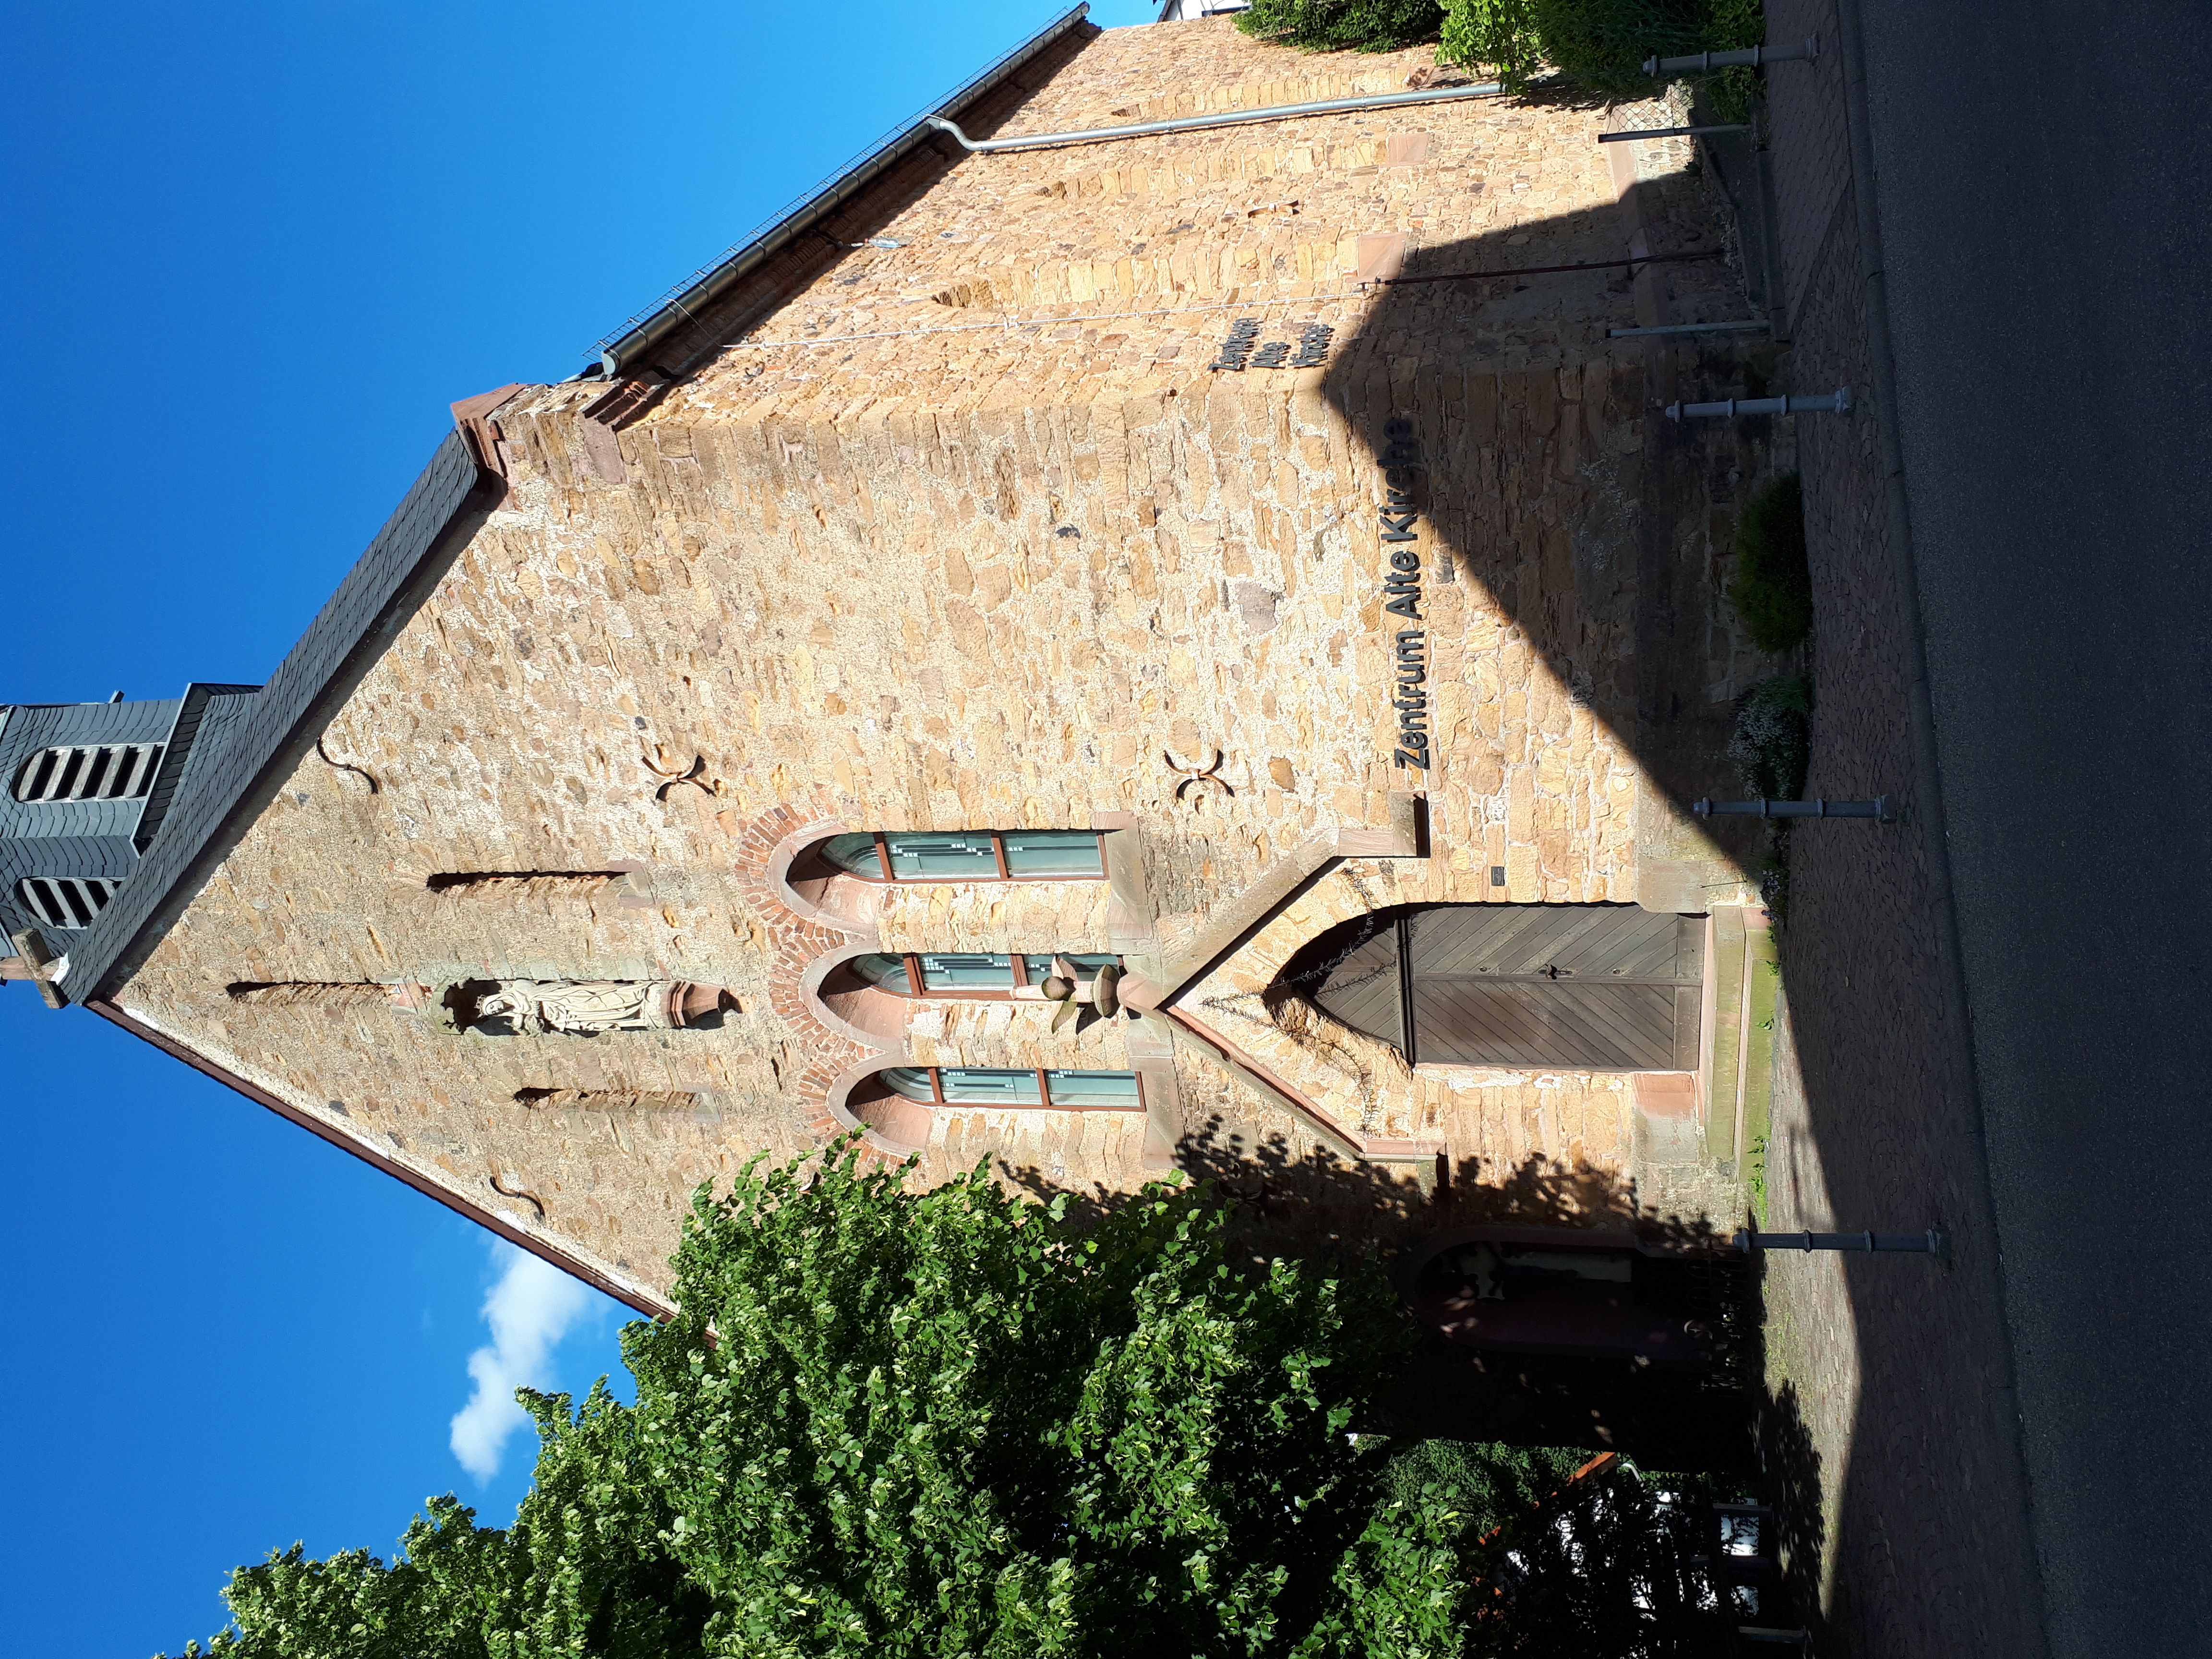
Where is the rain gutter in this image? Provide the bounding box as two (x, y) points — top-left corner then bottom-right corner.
(923, 79), (1503, 154)
(592, 3), (1095, 379)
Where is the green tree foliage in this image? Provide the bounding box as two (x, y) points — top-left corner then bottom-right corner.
(1236, 0), (1447, 57)
(1471, 1460), (1738, 1653)
(1729, 472), (1813, 653)
(168, 1143), (1490, 1659)
(625, 1147), (1425, 1657)
(1381, 1440), (1589, 1545)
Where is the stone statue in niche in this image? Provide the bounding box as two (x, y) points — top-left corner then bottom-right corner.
(429, 979), (733, 1036)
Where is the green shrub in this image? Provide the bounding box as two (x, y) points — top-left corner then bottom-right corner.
(1238, 0), (1446, 54)
(1527, 0), (1706, 91)
(1700, 0), (1764, 118)
(1429, 0), (1766, 108)
(1756, 835), (1791, 924)
(1726, 673), (1811, 800)
(1438, 0), (1541, 83)
(1381, 1438), (1587, 1539)
(1730, 471), (1813, 652)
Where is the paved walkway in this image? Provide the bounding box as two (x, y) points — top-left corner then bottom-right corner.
(1824, 4), (2212, 1656)
(1743, 0), (2053, 1650)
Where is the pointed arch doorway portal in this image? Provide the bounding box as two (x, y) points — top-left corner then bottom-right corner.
(1286, 903), (1705, 1070)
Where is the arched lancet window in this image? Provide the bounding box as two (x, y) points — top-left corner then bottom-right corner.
(817, 830), (1106, 882)
(13, 744), (163, 803)
(851, 952), (1120, 997)
(879, 1066), (1143, 1109)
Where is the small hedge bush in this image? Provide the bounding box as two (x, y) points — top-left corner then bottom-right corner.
(1731, 471), (1813, 653)
(1238, 0), (1446, 54)
(1236, 0), (1767, 97)
(1526, 0), (1707, 92)
(1433, 0), (1764, 100)
(1727, 673), (1812, 800)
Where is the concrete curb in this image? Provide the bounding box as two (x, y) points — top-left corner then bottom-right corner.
(1819, 0), (2055, 1649)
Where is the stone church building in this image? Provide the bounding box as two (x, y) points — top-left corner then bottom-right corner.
(2, 8), (1784, 1315)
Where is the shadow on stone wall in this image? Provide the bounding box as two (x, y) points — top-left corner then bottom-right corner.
(1312, 204), (1792, 871)
(1026, 191), (1830, 1498)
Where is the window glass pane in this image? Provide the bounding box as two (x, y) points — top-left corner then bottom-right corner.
(1000, 831), (1105, 877)
(850, 954), (913, 993)
(1021, 953), (1121, 984)
(819, 833), (884, 876)
(881, 1067), (938, 1101)
(1044, 1070), (1141, 1106)
(919, 953), (1015, 990)
(885, 833), (1000, 878)
(937, 1068), (1044, 1105)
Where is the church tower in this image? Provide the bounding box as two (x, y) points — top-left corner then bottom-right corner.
(1, 686), (257, 982)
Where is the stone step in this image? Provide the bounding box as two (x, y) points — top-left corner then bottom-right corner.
(1740, 913), (1780, 1176)
(1623, 907), (1777, 1213)
(1701, 908), (1748, 1165)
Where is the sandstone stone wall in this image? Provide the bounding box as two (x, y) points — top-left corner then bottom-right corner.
(108, 21), (1778, 1301)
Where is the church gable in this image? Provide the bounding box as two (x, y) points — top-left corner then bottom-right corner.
(19, 17), (1786, 1296)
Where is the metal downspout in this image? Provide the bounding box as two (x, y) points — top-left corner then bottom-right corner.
(924, 79), (1504, 155)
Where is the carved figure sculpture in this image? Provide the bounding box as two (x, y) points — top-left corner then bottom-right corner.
(431, 979), (731, 1035)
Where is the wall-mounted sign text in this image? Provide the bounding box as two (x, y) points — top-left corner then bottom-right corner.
(1211, 319), (1335, 372)
(1211, 319), (1262, 370)
(1379, 418), (1429, 771)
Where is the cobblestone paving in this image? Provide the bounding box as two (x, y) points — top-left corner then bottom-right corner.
(1748, 0), (2050, 1652)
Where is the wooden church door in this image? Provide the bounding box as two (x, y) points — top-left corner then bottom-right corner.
(1308, 904), (1703, 1070)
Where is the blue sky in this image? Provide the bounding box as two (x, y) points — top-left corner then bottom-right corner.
(0, 0), (1152, 1649)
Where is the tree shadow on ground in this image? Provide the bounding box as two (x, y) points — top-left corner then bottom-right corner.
(1759, 1372), (1829, 1641)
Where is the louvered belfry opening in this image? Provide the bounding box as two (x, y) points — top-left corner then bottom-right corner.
(12, 743), (164, 803)
(14, 876), (120, 930)
(1286, 904), (1704, 1071)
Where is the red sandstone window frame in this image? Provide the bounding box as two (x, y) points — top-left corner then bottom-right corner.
(886, 1066), (1147, 1112)
(834, 830), (1110, 885)
(859, 951), (1123, 1000)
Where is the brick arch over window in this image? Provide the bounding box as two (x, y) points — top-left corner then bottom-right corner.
(802, 942), (913, 1050)
(729, 800), (898, 1149)
(758, 815), (881, 933)
(819, 1054), (935, 1156)
(733, 802), (1139, 1161)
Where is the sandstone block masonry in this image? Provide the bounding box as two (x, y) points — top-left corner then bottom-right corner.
(99, 20), (1783, 1305)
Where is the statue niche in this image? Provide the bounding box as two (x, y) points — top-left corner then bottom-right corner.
(431, 978), (734, 1036)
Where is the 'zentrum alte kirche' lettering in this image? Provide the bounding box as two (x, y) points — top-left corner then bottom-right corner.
(1379, 419), (1429, 771)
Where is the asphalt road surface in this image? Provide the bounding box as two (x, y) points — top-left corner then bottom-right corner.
(1855, 5), (2212, 1654)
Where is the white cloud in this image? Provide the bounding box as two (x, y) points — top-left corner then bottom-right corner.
(448, 1242), (592, 1482)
